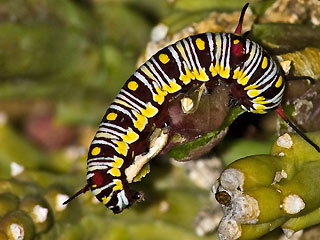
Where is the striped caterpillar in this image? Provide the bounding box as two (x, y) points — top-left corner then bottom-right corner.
(64, 3), (320, 213)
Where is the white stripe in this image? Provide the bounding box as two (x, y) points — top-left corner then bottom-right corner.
(220, 33), (227, 67)
(134, 71), (156, 95)
(109, 104), (134, 119)
(120, 89), (146, 107)
(215, 34), (222, 65)
(116, 93), (141, 112)
(86, 173), (95, 180)
(100, 122), (126, 133)
(268, 84), (285, 104)
(91, 139), (116, 148)
(168, 46), (183, 75)
(92, 182), (115, 196)
(255, 60), (277, 86)
(243, 41), (259, 77)
(225, 34), (231, 71)
(87, 161), (113, 168)
(146, 61), (166, 86)
(188, 37), (202, 70)
(151, 57), (172, 83)
(98, 127), (122, 137)
(176, 41), (192, 69)
(183, 39), (197, 71)
(258, 77), (277, 95)
(206, 33), (215, 63)
(87, 165), (110, 171)
(117, 190), (129, 209)
(87, 157), (113, 164)
(246, 45), (262, 80)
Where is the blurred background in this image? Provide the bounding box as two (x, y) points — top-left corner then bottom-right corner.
(0, 0), (319, 239)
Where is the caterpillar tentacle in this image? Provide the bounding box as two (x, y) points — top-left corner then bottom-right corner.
(63, 3), (320, 213)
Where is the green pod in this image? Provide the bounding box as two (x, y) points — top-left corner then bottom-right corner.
(43, 186), (82, 223)
(239, 217), (287, 240)
(0, 210), (35, 240)
(224, 155), (282, 191)
(277, 160), (320, 216)
(0, 179), (40, 197)
(271, 132), (320, 174)
(19, 195), (54, 234)
(0, 123), (45, 171)
(250, 24), (320, 55)
(0, 193), (20, 218)
(245, 187), (282, 223)
(281, 206), (320, 236)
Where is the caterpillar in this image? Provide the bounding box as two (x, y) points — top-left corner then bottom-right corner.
(64, 3), (320, 214)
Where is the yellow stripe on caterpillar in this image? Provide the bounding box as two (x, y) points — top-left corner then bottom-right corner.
(113, 179), (123, 191)
(115, 141), (128, 156)
(134, 112), (148, 131)
(141, 103), (158, 118)
(122, 128), (139, 144)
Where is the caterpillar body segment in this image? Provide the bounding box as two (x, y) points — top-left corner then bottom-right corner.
(63, 3), (319, 214)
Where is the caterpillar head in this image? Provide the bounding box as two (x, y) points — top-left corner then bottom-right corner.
(88, 171), (143, 213)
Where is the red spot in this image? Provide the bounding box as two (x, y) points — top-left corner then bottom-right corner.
(232, 41), (244, 57)
(92, 172), (104, 186)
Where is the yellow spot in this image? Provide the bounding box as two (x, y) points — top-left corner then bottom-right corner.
(196, 38), (205, 50)
(180, 68), (194, 84)
(244, 84), (259, 90)
(109, 168), (121, 177)
(219, 66), (230, 79)
(261, 57), (268, 69)
(210, 64), (217, 77)
(239, 76), (249, 85)
(258, 101), (268, 105)
(193, 68), (209, 81)
(122, 129), (139, 144)
(254, 96), (266, 102)
(141, 103), (158, 118)
(248, 89), (260, 98)
(92, 184), (97, 188)
(255, 105), (265, 110)
(91, 147), (101, 156)
(275, 76), (283, 88)
(106, 112), (117, 121)
(115, 141), (128, 156)
(134, 112), (148, 131)
(214, 62), (221, 73)
(128, 81), (138, 91)
(112, 158), (124, 168)
(159, 53), (170, 64)
(102, 196), (111, 204)
(113, 179), (123, 191)
(236, 69), (249, 85)
(233, 39), (240, 44)
(154, 87), (167, 104)
(233, 68), (240, 79)
(251, 109), (265, 114)
(162, 80), (182, 93)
